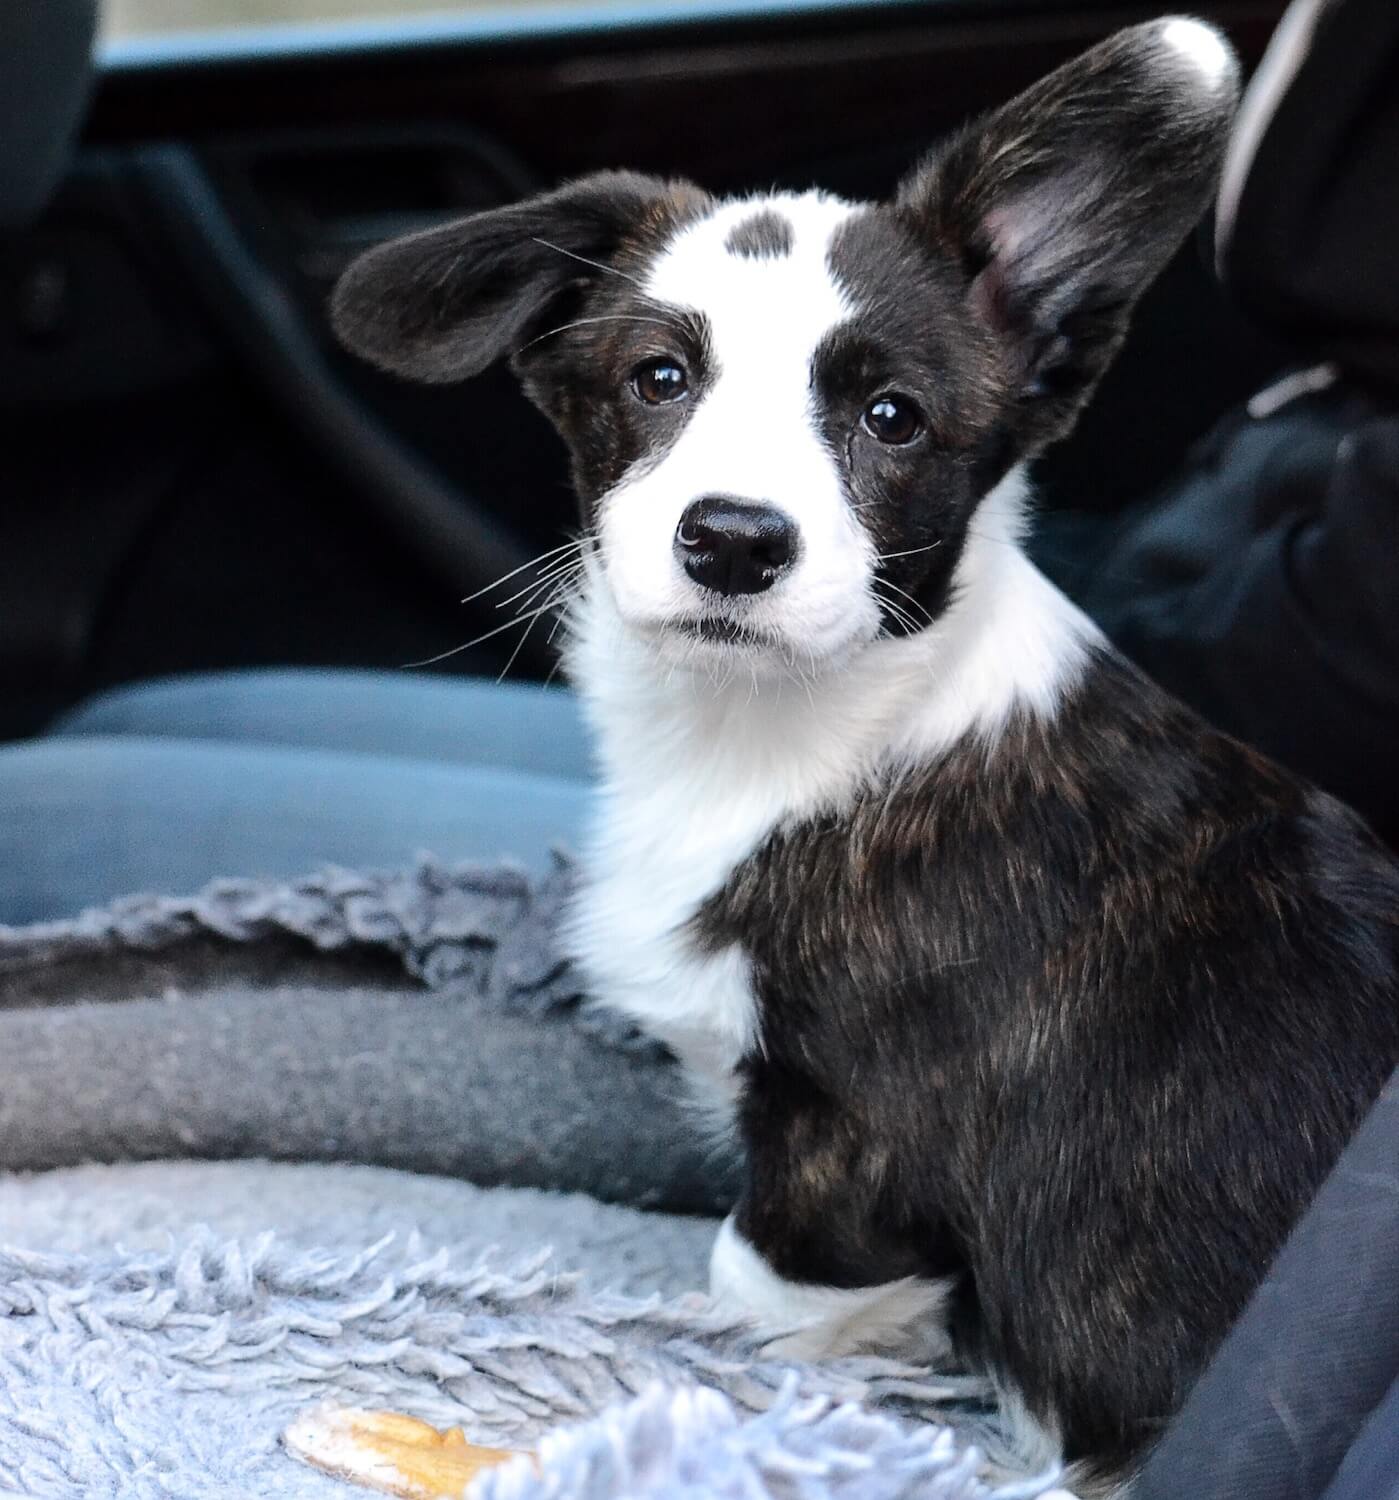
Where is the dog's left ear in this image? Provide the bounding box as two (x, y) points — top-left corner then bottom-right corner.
(897, 17), (1239, 452)
(330, 171), (704, 384)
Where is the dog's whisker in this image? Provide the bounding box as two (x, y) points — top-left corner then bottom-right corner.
(546, 607), (573, 648)
(876, 597), (921, 632)
(526, 566), (583, 616)
(881, 609), (922, 639)
(459, 538), (583, 606)
(963, 525), (1025, 552)
(636, 296), (695, 338)
(539, 573), (587, 644)
(880, 607), (919, 637)
(877, 541), (945, 563)
(516, 314), (682, 355)
(498, 540), (586, 589)
(874, 578), (937, 629)
(496, 569), (583, 680)
(874, 577), (934, 618)
(496, 549), (588, 611)
(403, 596), (567, 670)
(870, 581), (927, 637)
(496, 608), (547, 683)
(530, 236), (642, 286)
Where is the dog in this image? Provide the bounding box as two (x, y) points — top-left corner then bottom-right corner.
(332, 18), (1399, 1492)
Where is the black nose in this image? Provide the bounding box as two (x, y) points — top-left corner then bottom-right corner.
(674, 496), (798, 597)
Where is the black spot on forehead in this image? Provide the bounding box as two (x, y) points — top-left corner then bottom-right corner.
(724, 209), (795, 260)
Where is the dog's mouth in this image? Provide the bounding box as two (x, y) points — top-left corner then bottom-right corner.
(666, 616), (784, 649)
(629, 615), (803, 663)
(614, 586), (883, 673)
(625, 606), (878, 673)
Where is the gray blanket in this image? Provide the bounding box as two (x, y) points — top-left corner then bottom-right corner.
(0, 862), (1074, 1500)
(0, 859), (733, 1212)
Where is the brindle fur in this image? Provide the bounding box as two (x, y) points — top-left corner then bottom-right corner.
(695, 648), (1399, 1478)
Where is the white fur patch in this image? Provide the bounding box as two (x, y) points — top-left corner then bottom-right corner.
(709, 1222), (1078, 1492)
(890, 470), (1097, 763)
(708, 1214), (953, 1361)
(1158, 16), (1233, 87)
(564, 468), (1099, 1100)
(597, 190), (879, 663)
(992, 1382), (1066, 1477)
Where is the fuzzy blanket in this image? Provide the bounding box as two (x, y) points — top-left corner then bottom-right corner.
(0, 862), (1074, 1500)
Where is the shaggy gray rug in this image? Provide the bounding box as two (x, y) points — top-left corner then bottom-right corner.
(0, 863), (1076, 1500)
(0, 1162), (1069, 1500)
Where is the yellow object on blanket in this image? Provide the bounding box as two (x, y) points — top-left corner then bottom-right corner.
(283, 1407), (525, 1498)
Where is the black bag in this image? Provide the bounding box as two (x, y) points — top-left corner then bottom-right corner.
(1217, 0), (1399, 394)
(1043, 0), (1399, 847)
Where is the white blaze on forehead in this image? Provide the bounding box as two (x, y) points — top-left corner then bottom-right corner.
(600, 189), (874, 658)
(643, 190), (857, 353)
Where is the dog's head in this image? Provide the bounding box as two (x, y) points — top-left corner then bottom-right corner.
(334, 18), (1237, 672)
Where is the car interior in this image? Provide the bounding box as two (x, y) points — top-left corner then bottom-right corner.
(4, 0), (1294, 744)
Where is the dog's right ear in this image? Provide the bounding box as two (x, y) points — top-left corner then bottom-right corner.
(331, 171), (700, 384)
(896, 17), (1240, 454)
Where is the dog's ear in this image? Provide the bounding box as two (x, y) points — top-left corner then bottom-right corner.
(331, 171), (700, 384)
(897, 17), (1239, 451)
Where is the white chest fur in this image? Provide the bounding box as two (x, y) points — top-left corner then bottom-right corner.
(560, 471), (1098, 1099)
(560, 599), (845, 1098)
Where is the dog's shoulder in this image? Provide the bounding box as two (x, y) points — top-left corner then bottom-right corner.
(697, 640), (1399, 1005)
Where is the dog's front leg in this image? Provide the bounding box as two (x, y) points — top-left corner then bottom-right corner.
(708, 1211), (953, 1363)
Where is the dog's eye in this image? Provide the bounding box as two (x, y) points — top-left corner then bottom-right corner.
(631, 359), (688, 405)
(862, 395), (922, 445)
